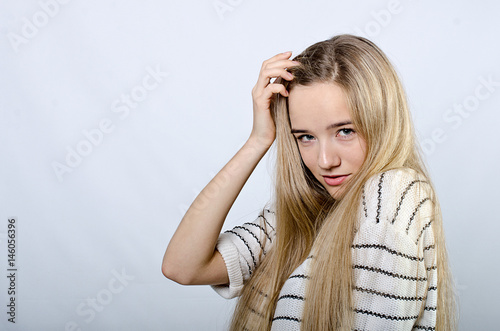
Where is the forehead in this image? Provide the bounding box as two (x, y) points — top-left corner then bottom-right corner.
(288, 82), (351, 127)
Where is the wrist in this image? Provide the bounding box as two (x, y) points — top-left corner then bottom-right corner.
(246, 135), (274, 154)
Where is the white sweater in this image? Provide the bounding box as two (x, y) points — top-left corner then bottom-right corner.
(212, 168), (437, 330)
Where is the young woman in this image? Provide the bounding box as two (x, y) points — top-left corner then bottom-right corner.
(162, 34), (456, 330)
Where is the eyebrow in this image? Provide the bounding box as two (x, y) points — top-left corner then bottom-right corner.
(291, 120), (353, 134)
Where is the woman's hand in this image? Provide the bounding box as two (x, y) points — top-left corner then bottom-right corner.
(163, 52), (299, 287)
(250, 51), (300, 148)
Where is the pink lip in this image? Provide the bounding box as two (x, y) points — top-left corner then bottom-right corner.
(323, 175), (349, 186)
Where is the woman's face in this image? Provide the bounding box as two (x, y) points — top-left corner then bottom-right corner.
(288, 82), (367, 199)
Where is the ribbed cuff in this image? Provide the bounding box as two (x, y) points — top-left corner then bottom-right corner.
(211, 233), (244, 299)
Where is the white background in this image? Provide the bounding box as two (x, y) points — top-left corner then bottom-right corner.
(1, 0), (499, 330)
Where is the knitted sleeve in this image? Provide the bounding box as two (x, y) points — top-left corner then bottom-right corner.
(352, 168), (437, 330)
(211, 208), (276, 299)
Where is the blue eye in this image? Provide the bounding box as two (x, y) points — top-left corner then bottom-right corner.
(337, 128), (355, 137)
(297, 134), (315, 142)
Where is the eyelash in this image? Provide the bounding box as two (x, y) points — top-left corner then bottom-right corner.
(297, 134), (314, 142)
(337, 128), (355, 138)
(296, 128), (356, 142)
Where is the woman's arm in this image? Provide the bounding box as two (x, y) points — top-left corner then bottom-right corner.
(162, 52), (299, 286)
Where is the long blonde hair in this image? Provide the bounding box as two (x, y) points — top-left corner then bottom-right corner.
(230, 34), (456, 330)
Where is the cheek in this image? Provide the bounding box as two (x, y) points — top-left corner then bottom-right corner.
(354, 154), (365, 169)
(298, 147), (317, 173)
(352, 140), (367, 168)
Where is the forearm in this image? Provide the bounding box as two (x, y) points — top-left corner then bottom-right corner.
(162, 138), (271, 284)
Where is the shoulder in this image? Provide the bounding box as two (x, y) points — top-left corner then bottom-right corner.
(351, 169), (438, 329)
(222, 207), (276, 243)
(359, 168), (434, 243)
(258, 207), (276, 232)
(362, 168), (431, 199)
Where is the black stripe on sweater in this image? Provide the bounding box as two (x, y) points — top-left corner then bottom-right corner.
(413, 326), (435, 331)
(250, 286), (268, 298)
(245, 259), (252, 277)
(277, 294), (305, 302)
(354, 286), (425, 301)
(249, 308), (264, 318)
(353, 265), (427, 281)
(256, 289), (268, 298)
(260, 213), (275, 232)
(406, 197), (431, 234)
(233, 225), (265, 252)
(415, 219), (433, 244)
(272, 316), (301, 323)
(226, 230), (256, 267)
(354, 308), (419, 321)
(243, 222), (273, 242)
(362, 189), (368, 218)
(423, 244), (435, 251)
(352, 243), (424, 262)
(391, 180), (428, 224)
(376, 173), (385, 223)
(289, 274), (309, 280)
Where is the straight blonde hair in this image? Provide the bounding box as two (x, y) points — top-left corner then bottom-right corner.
(230, 34), (456, 330)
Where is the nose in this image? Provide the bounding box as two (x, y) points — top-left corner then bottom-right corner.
(318, 141), (340, 170)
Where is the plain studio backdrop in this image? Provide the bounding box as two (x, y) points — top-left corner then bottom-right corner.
(1, 0), (499, 330)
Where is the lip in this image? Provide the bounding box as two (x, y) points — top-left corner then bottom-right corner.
(322, 174), (349, 186)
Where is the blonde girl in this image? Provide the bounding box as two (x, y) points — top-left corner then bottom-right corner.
(163, 34), (456, 330)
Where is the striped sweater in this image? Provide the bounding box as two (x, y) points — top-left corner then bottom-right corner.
(212, 168), (437, 330)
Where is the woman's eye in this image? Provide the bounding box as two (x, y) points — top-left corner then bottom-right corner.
(337, 128), (355, 137)
(297, 134), (314, 142)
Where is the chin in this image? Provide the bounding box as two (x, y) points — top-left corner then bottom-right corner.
(327, 189), (340, 199)
(328, 187), (345, 200)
